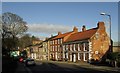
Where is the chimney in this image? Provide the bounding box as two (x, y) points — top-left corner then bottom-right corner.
(97, 22), (105, 31)
(73, 26), (78, 32)
(45, 37), (48, 40)
(82, 25), (86, 32)
(51, 34), (53, 37)
(58, 32), (62, 35)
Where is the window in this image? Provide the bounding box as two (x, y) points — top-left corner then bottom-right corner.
(51, 46), (52, 51)
(84, 43), (87, 51)
(74, 44), (76, 51)
(53, 40), (54, 44)
(66, 45), (68, 51)
(85, 53), (89, 61)
(58, 45), (60, 51)
(53, 46), (54, 51)
(78, 44), (81, 51)
(84, 53), (88, 61)
(60, 39), (62, 44)
(55, 40), (57, 44)
(58, 39), (60, 44)
(55, 46), (57, 51)
(78, 53), (80, 60)
(70, 44), (72, 51)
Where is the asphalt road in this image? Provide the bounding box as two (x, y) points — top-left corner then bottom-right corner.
(25, 61), (119, 73)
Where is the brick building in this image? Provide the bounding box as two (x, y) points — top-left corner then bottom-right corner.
(49, 22), (110, 63)
(63, 22), (110, 62)
(49, 27), (78, 61)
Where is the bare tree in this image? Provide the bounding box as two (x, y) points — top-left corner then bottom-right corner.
(2, 12), (28, 49)
(2, 12), (28, 38)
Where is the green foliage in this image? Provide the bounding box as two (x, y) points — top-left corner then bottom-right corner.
(107, 52), (120, 61)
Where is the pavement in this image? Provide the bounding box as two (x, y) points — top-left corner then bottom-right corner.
(15, 60), (120, 73)
(36, 60), (120, 72)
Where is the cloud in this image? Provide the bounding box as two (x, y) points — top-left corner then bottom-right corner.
(28, 23), (73, 34)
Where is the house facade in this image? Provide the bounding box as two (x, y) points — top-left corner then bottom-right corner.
(49, 27), (78, 61)
(63, 22), (110, 62)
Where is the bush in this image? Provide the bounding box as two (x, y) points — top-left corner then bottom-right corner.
(107, 52), (120, 67)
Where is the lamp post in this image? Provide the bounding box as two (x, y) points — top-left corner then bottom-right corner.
(100, 12), (112, 51)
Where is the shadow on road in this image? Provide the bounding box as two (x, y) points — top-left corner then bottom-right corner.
(2, 56), (18, 73)
(27, 62), (119, 73)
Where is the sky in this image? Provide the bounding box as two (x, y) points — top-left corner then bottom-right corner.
(2, 0), (120, 2)
(2, 2), (118, 42)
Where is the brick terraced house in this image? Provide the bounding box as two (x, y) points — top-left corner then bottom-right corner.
(49, 27), (78, 61)
(49, 22), (110, 63)
(63, 22), (110, 62)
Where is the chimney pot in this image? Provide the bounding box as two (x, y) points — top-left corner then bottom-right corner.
(82, 25), (86, 31)
(73, 26), (78, 32)
(58, 32), (62, 35)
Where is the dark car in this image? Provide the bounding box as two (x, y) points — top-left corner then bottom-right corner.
(25, 58), (36, 66)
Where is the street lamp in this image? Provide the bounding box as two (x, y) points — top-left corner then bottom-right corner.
(100, 12), (112, 51)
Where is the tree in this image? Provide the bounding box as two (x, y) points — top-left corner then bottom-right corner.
(2, 12), (28, 49)
(19, 34), (32, 48)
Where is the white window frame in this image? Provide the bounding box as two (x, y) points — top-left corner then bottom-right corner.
(58, 45), (59, 51)
(55, 52), (57, 60)
(66, 45), (68, 51)
(51, 46), (52, 51)
(70, 44), (72, 51)
(63, 45), (65, 58)
(66, 52), (68, 59)
(78, 44), (81, 51)
(56, 46), (57, 51)
(61, 38), (62, 44)
(58, 39), (59, 44)
(78, 53), (80, 60)
(74, 44), (76, 51)
(83, 53), (87, 61)
(53, 40), (54, 44)
(55, 40), (56, 44)
(53, 46), (54, 51)
(84, 43), (87, 51)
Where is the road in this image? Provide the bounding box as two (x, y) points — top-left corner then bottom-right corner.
(23, 61), (120, 73)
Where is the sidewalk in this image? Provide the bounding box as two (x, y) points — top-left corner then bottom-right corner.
(36, 60), (120, 72)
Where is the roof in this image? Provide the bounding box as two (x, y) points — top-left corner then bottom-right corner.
(46, 35), (57, 41)
(52, 31), (73, 40)
(65, 28), (98, 42)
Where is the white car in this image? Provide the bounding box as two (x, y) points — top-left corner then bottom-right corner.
(25, 58), (36, 66)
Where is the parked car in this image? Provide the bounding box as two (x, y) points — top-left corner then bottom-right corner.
(25, 58), (36, 66)
(19, 57), (26, 63)
(19, 57), (23, 62)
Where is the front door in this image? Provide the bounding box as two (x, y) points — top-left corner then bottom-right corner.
(73, 54), (76, 62)
(72, 53), (76, 62)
